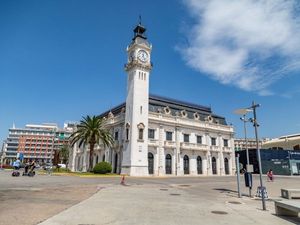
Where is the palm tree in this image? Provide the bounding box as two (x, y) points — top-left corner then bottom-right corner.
(70, 115), (114, 171)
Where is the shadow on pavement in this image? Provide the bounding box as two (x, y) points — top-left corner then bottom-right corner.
(274, 214), (300, 225)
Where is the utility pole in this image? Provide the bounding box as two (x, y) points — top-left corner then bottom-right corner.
(251, 101), (266, 210)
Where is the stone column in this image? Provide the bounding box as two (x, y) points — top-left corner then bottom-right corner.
(158, 125), (164, 176)
(230, 153), (236, 175)
(155, 147), (159, 176)
(219, 151), (224, 176)
(190, 152), (197, 175)
(173, 149), (176, 175)
(201, 151), (207, 175)
(175, 126), (181, 176)
(206, 151), (212, 175)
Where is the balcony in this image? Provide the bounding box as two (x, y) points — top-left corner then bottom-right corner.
(164, 141), (176, 148)
(180, 142), (209, 151)
(222, 147), (232, 152)
(210, 145), (220, 152)
(148, 139), (159, 147)
(113, 140), (122, 148)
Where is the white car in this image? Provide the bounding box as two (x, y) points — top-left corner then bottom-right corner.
(57, 164), (66, 168)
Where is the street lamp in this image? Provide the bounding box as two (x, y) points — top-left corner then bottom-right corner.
(240, 115), (250, 166)
(239, 114), (252, 197)
(235, 108), (253, 197)
(236, 102), (266, 210)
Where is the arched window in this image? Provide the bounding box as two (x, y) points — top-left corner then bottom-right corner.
(165, 154), (172, 174)
(96, 155), (99, 164)
(212, 157), (217, 175)
(184, 155), (189, 174)
(224, 158), (229, 175)
(137, 123), (145, 140)
(138, 129), (143, 140)
(102, 154), (105, 162)
(148, 152), (154, 174)
(197, 156), (202, 174)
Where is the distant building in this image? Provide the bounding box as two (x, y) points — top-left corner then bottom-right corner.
(70, 23), (236, 176)
(237, 149), (300, 175)
(234, 138), (263, 151)
(2, 122), (76, 164)
(262, 134), (300, 150)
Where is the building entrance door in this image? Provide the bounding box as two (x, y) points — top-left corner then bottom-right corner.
(224, 158), (229, 175)
(148, 153), (154, 174)
(212, 157), (217, 175)
(184, 155), (189, 174)
(197, 156), (202, 174)
(165, 154), (172, 174)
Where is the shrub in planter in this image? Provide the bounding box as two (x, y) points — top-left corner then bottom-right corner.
(93, 162), (112, 174)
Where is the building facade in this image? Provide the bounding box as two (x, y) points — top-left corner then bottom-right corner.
(237, 149), (300, 175)
(2, 123), (75, 164)
(234, 138), (263, 151)
(262, 134), (300, 150)
(69, 23), (235, 176)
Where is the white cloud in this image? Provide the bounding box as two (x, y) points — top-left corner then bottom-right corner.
(180, 0), (300, 94)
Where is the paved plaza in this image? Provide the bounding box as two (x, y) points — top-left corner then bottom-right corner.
(0, 170), (299, 225)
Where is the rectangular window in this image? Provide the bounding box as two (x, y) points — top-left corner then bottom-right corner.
(197, 135), (202, 144)
(224, 139), (228, 147)
(138, 129), (144, 140)
(148, 129), (155, 139)
(211, 137), (216, 146)
(166, 131), (173, 141)
(114, 131), (119, 141)
(184, 134), (189, 143)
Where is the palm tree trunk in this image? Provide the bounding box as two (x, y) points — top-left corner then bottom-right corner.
(89, 143), (95, 172)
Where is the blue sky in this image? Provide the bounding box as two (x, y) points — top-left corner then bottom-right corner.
(1, 0), (300, 142)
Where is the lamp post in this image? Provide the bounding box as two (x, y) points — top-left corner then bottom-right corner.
(235, 108), (252, 197)
(250, 101), (266, 210)
(235, 102), (266, 210)
(240, 114), (252, 197)
(240, 115), (250, 166)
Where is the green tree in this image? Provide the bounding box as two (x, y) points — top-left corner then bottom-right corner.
(59, 145), (70, 165)
(70, 115), (114, 171)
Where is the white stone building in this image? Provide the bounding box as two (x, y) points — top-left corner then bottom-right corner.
(69, 23), (235, 176)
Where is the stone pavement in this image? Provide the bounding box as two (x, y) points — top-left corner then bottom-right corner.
(39, 180), (300, 225)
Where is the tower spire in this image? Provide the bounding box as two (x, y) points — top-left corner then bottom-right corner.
(133, 17), (146, 40)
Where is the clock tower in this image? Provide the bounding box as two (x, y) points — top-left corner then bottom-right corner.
(121, 22), (152, 176)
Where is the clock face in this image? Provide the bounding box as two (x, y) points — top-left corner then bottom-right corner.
(137, 50), (148, 62)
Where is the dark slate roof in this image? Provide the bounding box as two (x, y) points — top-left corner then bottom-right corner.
(98, 94), (227, 125)
(149, 94), (211, 113)
(98, 102), (126, 118)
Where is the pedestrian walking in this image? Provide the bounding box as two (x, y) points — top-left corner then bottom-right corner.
(267, 169), (274, 182)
